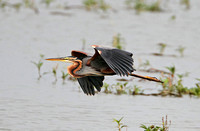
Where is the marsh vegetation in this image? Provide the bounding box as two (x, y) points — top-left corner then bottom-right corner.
(1, 0), (199, 130)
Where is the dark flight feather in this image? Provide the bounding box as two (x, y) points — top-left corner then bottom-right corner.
(77, 76), (104, 95)
(92, 47), (135, 76)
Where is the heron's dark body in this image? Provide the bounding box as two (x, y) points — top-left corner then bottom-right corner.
(65, 45), (135, 95)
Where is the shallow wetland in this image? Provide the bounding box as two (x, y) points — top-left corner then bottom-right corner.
(0, 0), (200, 130)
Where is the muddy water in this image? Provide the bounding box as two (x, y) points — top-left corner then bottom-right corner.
(0, 0), (200, 130)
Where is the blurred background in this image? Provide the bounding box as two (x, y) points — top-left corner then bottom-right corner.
(0, 0), (200, 131)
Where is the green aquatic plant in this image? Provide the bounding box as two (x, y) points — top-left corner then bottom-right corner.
(175, 72), (189, 96)
(145, 0), (161, 12)
(188, 86), (200, 97)
(138, 60), (151, 70)
(160, 66), (177, 95)
(83, 0), (110, 11)
(125, 0), (162, 13)
(163, 65), (175, 90)
(31, 54), (44, 80)
(83, 0), (97, 10)
(132, 85), (143, 95)
(112, 33), (125, 50)
(125, 0), (134, 9)
(174, 79), (187, 97)
(177, 72), (189, 80)
(158, 43), (167, 55)
(160, 69), (200, 97)
(24, 0), (32, 8)
(12, 3), (22, 11)
(61, 70), (68, 83)
(188, 79), (200, 97)
(166, 65), (175, 78)
(170, 15), (176, 20)
(0, 1), (21, 11)
(140, 124), (162, 131)
(61, 71), (77, 83)
(176, 46), (185, 57)
(98, 0), (110, 11)
(41, 0), (54, 7)
(152, 43), (167, 56)
(140, 115), (171, 131)
(52, 64), (58, 82)
(102, 83), (112, 94)
(132, 0), (146, 13)
(0, 1), (6, 9)
(23, 0), (38, 13)
(112, 82), (129, 95)
(113, 117), (127, 131)
(180, 0), (190, 9)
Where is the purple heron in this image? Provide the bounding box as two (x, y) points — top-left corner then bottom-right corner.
(46, 45), (162, 95)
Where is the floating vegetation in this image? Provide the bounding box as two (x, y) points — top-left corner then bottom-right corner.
(176, 46), (185, 57)
(61, 70), (77, 83)
(152, 43), (167, 56)
(180, 0), (190, 9)
(83, 0), (97, 10)
(83, 0), (110, 11)
(98, 0), (110, 11)
(158, 43), (167, 55)
(160, 66), (200, 97)
(170, 15), (176, 20)
(138, 60), (151, 70)
(0, 1), (22, 11)
(166, 65), (175, 78)
(41, 0), (54, 7)
(113, 82), (129, 95)
(151, 43), (181, 57)
(102, 82), (145, 95)
(0, 0), (6, 9)
(161, 66), (179, 96)
(112, 33), (125, 50)
(61, 71), (68, 83)
(52, 64), (58, 83)
(100, 64), (200, 97)
(31, 54), (45, 80)
(23, 0), (39, 13)
(102, 83), (112, 94)
(113, 117), (127, 131)
(0, 0), (38, 13)
(23, 0), (34, 8)
(131, 85), (143, 95)
(101, 82), (129, 95)
(174, 77), (200, 97)
(125, 0), (162, 14)
(140, 115), (171, 131)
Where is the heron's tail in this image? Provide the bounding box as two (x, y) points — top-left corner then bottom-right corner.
(130, 73), (163, 83)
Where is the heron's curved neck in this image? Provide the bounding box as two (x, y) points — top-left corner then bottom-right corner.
(67, 60), (84, 78)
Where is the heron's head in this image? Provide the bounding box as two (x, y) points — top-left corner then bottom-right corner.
(46, 56), (78, 63)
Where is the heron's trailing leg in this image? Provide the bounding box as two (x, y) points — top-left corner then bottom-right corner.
(130, 73), (163, 83)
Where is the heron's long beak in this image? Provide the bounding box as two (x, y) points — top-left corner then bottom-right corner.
(46, 56), (75, 62)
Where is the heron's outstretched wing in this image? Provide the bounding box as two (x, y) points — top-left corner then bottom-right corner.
(89, 45), (135, 76)
(77, 76), (104, 95)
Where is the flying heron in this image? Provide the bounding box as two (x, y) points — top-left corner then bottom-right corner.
(46, 45), (162, 95)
